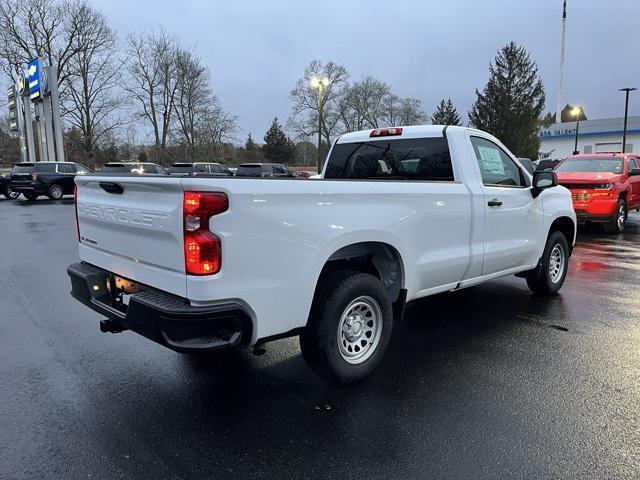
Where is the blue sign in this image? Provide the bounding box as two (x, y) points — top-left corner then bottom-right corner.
(27, 57), (43, 99)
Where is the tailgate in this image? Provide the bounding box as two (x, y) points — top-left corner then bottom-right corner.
(75, 175), (187, 297)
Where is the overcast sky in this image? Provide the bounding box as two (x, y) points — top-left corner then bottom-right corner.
(95, 0), (639, 142)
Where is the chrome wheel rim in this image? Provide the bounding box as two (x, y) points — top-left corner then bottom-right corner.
(337, 296), (382, 365)
(617, 204), (626, 231)
(7, 186), (19, 199)
(51, 185), (63, 199)
(549, 244), (565, 284)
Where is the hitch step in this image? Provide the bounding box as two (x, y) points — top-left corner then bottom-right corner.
(100, 319), (126, 334)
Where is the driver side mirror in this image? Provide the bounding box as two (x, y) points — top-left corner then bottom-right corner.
(629, 168), (640, 177)
(531, 170), (558, 198)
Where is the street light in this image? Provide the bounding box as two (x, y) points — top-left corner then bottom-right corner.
(619, 87), (637, 153)
(571, 105), (582, 155)
(310, 76), (330, 173)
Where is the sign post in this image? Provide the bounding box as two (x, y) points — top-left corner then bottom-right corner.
(19, 74), (36, 163)
(5, 57), (65, 163)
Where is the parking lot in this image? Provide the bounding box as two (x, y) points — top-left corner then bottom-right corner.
(0, 197), (639, 479)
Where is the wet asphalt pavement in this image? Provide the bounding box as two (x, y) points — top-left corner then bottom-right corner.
(0, 197), (639, 480)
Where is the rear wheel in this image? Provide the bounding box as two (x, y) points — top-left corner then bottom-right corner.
(4, 184), (19, 200)
(526, 231), (569, 296)
(603, 199), (627, 234)
(23, 192), (39, 201)
(300, 270), (393, 384)
(48, 184), (64, 200)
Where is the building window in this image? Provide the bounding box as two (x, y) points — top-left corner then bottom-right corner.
(595, 143), (622, 153)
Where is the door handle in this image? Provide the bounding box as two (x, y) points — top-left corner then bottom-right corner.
(99, 182), (124, 194)
(487, 199), (502, 207)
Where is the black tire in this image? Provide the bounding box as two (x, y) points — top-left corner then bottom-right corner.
(4, 184), (19, 200)
(48, 184), (64, 200)
(526, 231), (569, 296)
(23, 192), (39, 201)
(300, 270), (393, 384)
(603, 199), (627, 234)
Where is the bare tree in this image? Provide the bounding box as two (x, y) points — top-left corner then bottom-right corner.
(289, 60), (349, 147)
(380, 94), (426, 127)
(125, 30), (180, 158)
(0, 0), (85, 84)
(64, 3), (125, 156)
(172, 48), (210, 149)
(338, 75), (391, 131)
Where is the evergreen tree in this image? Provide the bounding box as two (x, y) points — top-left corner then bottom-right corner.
(469, 42), (546, 159)
(262, 117), (293, 164)
(430, 99), (462, 125)
(245, 133), (257, 152)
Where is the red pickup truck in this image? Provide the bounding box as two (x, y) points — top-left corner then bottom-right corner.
(555, 153), (640, 233)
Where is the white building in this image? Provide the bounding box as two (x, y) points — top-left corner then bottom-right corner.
(539, 115), (640, 159)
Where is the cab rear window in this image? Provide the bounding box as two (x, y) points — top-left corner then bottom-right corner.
(325, 137), (454, 181)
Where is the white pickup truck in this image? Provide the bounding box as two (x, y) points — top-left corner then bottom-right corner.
(68, 125), (576, 384)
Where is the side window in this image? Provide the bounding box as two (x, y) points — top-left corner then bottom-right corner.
(263, 165), (274, 175)
(210, 165), (222, 174)
(36, 163), (56, 173)
(470, 137), (524, 187)
(628, 158), (637, 170)
(57, 164), (75, 174)
(75, 165), (90, 174)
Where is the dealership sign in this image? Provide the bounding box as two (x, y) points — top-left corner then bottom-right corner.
(27, 57), (46, 100)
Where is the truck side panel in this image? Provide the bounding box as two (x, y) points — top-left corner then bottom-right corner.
(181, 177), (473, 341)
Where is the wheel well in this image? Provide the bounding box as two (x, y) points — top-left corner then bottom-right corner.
(550, 217), (575, 253)
(318, 242), (405, 304)
(619, 191), (628, 202)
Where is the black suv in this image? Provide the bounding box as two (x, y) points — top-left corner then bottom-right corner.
(168, 162), (233, 176)
(101, 162), (168, 174)
(235, 163), (293, 178)
(10, 162), (92, 200)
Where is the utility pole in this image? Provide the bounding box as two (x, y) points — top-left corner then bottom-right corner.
(619, 87), (637, 153)
(556, 0), (567, 123)
(572, 106), (582, 154)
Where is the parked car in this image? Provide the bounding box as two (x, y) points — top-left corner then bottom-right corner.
(555, 153), (640, 233)
(68, 125), (575, 384)
(235, 163), (294, 177)
(168, 162), (233, 176)
(101, 162), (168, 174)
(536, 159), (562, 171)
(1, 171), (20, 199)
(10, 162), (92, 200)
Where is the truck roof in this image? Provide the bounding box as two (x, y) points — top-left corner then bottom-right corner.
(337, 125), (466, 143)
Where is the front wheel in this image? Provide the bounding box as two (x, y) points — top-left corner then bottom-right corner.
(300, 270), (393, 384)
(526, 231), (569, 296)
(603, 199), (627, 234)
(4, 184), (19, 200)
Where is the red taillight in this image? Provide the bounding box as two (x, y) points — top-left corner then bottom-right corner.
(370, 127), (403, 137)
(183, 192), (228, 275)
(74, 185), (80, 241)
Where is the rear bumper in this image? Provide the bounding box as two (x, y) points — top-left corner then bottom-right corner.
(67, 262), (252, 353)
